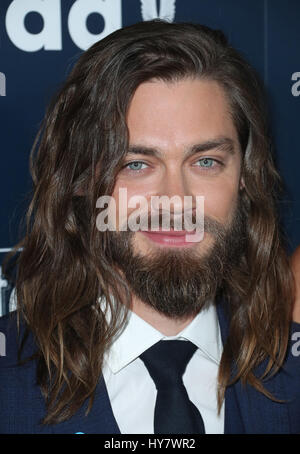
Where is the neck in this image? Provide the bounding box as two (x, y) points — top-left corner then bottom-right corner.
(131, 295), (196, 336)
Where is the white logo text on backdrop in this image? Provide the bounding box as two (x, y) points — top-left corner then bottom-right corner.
(5, 0), (176, 52)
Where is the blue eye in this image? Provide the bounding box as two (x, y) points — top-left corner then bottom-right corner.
(197, 158), (215, 167)
(125, 161), (148, 171)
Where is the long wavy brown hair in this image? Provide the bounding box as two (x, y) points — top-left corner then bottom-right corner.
(4, 19), (295, 425)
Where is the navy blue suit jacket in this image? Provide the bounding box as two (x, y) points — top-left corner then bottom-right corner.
(0, 297), (300, 434)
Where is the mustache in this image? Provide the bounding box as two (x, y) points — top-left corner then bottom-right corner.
(119, 210), (227, 241)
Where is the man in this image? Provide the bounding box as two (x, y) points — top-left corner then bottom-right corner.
(0, 19), (300, 434)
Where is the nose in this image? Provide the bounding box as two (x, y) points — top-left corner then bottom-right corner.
(154, 167), (192, 215)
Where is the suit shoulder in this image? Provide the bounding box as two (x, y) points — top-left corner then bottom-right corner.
(0, 310), (19, 334)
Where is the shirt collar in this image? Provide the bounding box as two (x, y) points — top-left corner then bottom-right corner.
(103, 300), (223, 374)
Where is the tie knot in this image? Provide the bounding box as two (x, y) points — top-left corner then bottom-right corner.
(140, 340), (197, 388)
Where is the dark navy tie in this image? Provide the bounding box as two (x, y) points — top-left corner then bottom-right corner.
(140, 340), (206, 434)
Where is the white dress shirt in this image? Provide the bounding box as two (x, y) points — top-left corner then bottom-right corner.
(102, 303), (224, 434)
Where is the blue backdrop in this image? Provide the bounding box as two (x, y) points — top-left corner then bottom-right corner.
(0, 0), (299, 315)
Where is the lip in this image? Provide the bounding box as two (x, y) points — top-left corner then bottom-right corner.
(140, 229), (197, 247)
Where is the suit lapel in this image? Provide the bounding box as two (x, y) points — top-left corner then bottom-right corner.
(51, 375), (121, 434)
(17, 323), (121, 434)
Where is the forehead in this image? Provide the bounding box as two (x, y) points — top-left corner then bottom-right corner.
(126, 77), (239, 151)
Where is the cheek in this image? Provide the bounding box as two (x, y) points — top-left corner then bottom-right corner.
(111, 180), (155, 230)
(198, 180), (240, 224)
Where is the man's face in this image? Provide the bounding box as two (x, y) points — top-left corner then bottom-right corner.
(113, 77), (243, 253)
(107, 77), (246, 318)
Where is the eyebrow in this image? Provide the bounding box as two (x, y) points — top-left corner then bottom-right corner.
(127, 137), (236, 159)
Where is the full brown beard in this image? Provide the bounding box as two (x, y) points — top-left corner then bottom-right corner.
(106, 196), (247, 319)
